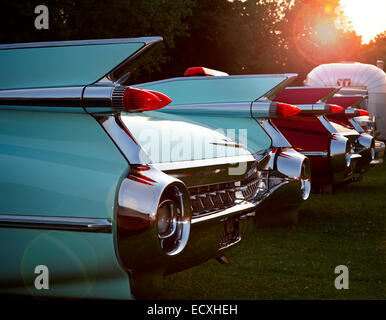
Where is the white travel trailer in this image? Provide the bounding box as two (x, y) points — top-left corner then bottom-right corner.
(304, 62), (386, 140)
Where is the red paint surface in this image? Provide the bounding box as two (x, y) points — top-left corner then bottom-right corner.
(327, 96), (363, 109)
(273, 87), (337, 104)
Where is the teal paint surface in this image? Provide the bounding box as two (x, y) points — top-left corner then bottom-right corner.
(155, 113), (272, 155)
(135, 76), (287, 105)
(0, 42), (144, 89)
(0, 109), (132, 298)
(0, 109), (129, 219)
(0, 229), (132, 299)
(122, 112), (253, 163)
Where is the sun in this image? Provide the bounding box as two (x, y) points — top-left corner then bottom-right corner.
(339, 0), (386, 43)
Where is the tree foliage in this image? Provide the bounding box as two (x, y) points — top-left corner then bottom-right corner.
(1, 0), (384, 83)
(0, 0), (194, 78)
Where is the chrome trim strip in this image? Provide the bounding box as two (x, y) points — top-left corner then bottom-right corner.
(0, 215), (112, 233)
(0, 87), (84, 106)
(349, 118), (365, 133)
(299, 151), (328, 157)
(0, 37), (163, 50)
(258, 119), (292, 148)
(151, 155), (256, 171)
(191, 201), (255, 224)
(251, 101), (273, 118)
(160, 102), (251, 115)
(94, 115), (152, 164)
(296, 103), (328, 114)
(317, 115), (338, 134)
(350, 154), (362, 160)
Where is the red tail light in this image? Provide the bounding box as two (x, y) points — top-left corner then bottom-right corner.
(344, 108), (370, 118)
(123, 88), (172, 111)
(184, 66), (229, 77)
(328, 104), (344, 114)
(357, 109), (369, 116)
(276, 102), (301, 117)
(147, 90), (172, 107)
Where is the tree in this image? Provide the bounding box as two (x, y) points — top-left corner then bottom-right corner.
(361, 32), (386, 67)
(158, 0), (292, 79)
(275, 0), (363, 83)
(0, 0), (194, 79)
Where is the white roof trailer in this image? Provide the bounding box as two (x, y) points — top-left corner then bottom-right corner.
(304, 62), (386, 140)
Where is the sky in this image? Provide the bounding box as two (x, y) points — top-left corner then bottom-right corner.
(339, 0), (386, 43)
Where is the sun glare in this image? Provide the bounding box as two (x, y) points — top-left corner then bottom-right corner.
(315, 20), (337, 45)
(339, 0), (386, 43)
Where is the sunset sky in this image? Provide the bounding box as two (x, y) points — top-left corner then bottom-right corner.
(339, 0), (386, 43)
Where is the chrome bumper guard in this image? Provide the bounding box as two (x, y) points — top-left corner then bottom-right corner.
(165, 201), (256, 275)
(330, 134), (362, 184)
(370, 140), (385, 166)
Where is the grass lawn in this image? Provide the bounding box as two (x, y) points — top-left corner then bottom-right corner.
(160, 161), (386, 300)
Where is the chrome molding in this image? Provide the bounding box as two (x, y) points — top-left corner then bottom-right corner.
(0, 215), (112, 233)
(329, 134), (352, 173)
(159, 102), (251, 117)
(300, 159), (312, 200)
(276, 148), (309, 179)
(94, 115), (152, 164)
(251, 101), (275, 118)
(192, 201), (255, 224)
(0, 37), (163, 50)
(349, 118), (365, 133)
(296, 103), (329, 114)
(152, 155), (256, 172)
(0, 87), (84, 106)
(317, 115), (338, 134)
(0, 85), (127, 109)
(258, 119), (292, 148)
(83, 85), (116, 107)
(357, 133), (374, 150)
(299, 151), (328, 157)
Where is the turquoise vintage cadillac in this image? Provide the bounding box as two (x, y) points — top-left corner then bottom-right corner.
(0, 37), (310, 299)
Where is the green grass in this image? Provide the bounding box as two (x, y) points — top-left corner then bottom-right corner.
(159, 161), (386, 300)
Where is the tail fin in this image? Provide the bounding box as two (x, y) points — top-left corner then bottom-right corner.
(273, 86), (344, 115)
(136, 74), (297, 108)
(0, 37), (162, 90)
(273, 86), (340, 104)
(327, 95), (366, 109)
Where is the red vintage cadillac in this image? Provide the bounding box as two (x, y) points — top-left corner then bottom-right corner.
(326, 95), (385, 166)
(270, 87), (366, 192)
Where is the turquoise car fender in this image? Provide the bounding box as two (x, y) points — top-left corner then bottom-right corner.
(0, 109), (133, 299)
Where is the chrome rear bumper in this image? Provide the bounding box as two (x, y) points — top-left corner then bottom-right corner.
(165, 201), (255, 275)
(370, 140), (385, 166)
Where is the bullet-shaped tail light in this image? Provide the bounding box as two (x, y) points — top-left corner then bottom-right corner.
(184, 66), (229, 77)
(357, 109), (369, 116)
(275, 102), (301, 117)
(122, 87), (172, 112)
(328, 104), (345, 114)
